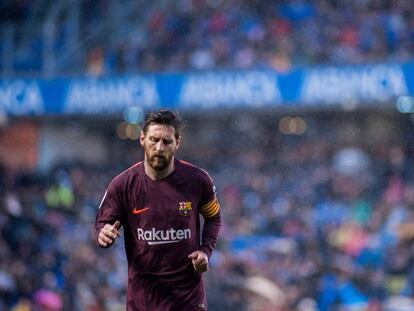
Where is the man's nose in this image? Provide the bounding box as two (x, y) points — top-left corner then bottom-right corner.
(155, 141), (165, 151)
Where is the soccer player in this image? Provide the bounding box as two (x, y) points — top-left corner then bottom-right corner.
(94, 109), (221, 310)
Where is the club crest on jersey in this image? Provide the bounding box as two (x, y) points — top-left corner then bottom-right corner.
(179, 201), (192, 216)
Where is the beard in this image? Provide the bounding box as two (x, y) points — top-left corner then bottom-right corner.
(146, 153), (171, 171)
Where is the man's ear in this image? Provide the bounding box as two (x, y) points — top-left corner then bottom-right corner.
(176, 136), (181, 150)
(140, 131), (145, 146)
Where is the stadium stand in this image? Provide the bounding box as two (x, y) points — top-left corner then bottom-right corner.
(1, 0), (413, 76)
(2, 1), (414, 311)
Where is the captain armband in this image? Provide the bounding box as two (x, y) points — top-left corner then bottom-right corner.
(200, 199), (220, 218)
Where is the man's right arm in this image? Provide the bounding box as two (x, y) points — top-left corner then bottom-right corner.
(94, 183), (124, 248)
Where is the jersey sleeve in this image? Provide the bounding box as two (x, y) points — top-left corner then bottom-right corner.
(199, 173), (220, 218)
(199, 172), (221, 258)
(94, 180), (125, 247)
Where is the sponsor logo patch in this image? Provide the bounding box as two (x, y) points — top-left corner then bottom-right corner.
(137, 227), (191, 245)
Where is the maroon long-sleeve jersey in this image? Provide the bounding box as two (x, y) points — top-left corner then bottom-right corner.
(94, 159), (221, 311)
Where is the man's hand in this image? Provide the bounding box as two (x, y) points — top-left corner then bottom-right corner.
(188, 250), (209, 273)
(98, 221), (121, 247)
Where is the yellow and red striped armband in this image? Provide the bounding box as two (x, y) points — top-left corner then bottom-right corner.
(200, 198), (220, 218)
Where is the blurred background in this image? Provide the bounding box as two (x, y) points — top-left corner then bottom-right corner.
(1, 0), (414, 310)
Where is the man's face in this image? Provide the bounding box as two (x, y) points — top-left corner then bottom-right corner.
(140, 124), (180, 171)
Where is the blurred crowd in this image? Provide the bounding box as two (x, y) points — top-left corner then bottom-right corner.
(2, 0), (414, 310)
(109, 0), (414, 73)
(1, 0), (414, 75)
(1, 112), (414, 310)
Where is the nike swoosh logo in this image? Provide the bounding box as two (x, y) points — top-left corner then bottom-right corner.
(133, 207), (150, 215)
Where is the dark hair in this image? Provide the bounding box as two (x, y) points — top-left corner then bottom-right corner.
(143, 109), (184, 139)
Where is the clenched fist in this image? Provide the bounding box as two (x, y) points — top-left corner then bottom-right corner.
(98, 221), (121, 247)
(188, 250), (209, 273)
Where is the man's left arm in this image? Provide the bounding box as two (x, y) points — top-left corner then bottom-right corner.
(198, 174), (222, 259)
(189, 206), (221, 272)
(189, 171), (221, 272)
(189, 198), (221, 272)
(200, 206), (221, 259)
